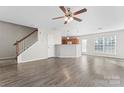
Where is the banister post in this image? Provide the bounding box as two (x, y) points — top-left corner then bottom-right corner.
(16, 41), (19, 56)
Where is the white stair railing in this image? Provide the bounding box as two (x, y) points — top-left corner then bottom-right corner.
(14, 29), (38, 56)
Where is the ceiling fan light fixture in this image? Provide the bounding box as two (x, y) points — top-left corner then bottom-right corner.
(64, 17), (68, 21)
(52, 6), (87, 24)
(67, 19), (70, 23)
(70, 17), (73, 21)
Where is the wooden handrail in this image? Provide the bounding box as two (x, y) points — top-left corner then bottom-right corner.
(14, 28), (38, 45)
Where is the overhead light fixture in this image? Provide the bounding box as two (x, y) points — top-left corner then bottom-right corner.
(70, 17), (73, 21)
(64, 17), (68, 21)
(52, 6), (87, 24)
(67, 37), (70, 39)
(67, 19), (70, 23)
(65, 17), (73, 23)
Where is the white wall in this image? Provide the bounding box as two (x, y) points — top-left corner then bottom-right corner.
(79, 29), (124, 59)
(47, 32), (61, 57)
(0, 21), (35, 59)
(18, 28), (62, 63)
(18, 28), (48, 63)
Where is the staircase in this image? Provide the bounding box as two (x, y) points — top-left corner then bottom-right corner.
(0, 28), (38, 67)
(14, 28), (38, 56)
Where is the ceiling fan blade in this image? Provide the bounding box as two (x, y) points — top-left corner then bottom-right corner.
(73, 17), (82, 22)
(52, 16), (65, 20)
(64, 21), (67, 24)
(59, 6), (66, 14)
(73, 8), (87, 15)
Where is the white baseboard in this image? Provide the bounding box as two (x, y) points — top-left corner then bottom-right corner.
(0, 56), (16, 60)
(18, 57), (48, 63)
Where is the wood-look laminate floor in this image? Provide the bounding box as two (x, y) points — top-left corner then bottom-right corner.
(1, 55), (124, 87)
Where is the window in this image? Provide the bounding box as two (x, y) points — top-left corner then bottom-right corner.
(95, 37), (104, 52)
(95, 36), (116, 54)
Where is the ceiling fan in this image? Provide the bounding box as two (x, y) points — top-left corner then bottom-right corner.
(52, 6), (87, 24)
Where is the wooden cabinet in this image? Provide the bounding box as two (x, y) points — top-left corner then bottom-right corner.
(62, 36), (79, 44)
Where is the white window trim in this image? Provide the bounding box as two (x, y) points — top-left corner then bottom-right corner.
(95, 35), (116, 55)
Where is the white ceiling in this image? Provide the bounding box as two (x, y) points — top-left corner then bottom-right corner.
(0, 6), (124, 35)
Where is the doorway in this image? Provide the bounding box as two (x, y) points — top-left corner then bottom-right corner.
(48, 34), (55, 58)
(81, 39), (87, 53)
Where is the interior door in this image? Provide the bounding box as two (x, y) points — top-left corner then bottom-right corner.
(82, 39), (87, 53)
(48, 34), (55, 58)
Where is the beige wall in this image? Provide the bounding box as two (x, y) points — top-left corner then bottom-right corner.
(0, 21), (35, 59)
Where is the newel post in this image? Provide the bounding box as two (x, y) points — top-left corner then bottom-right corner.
(16, 41), (19, 56)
